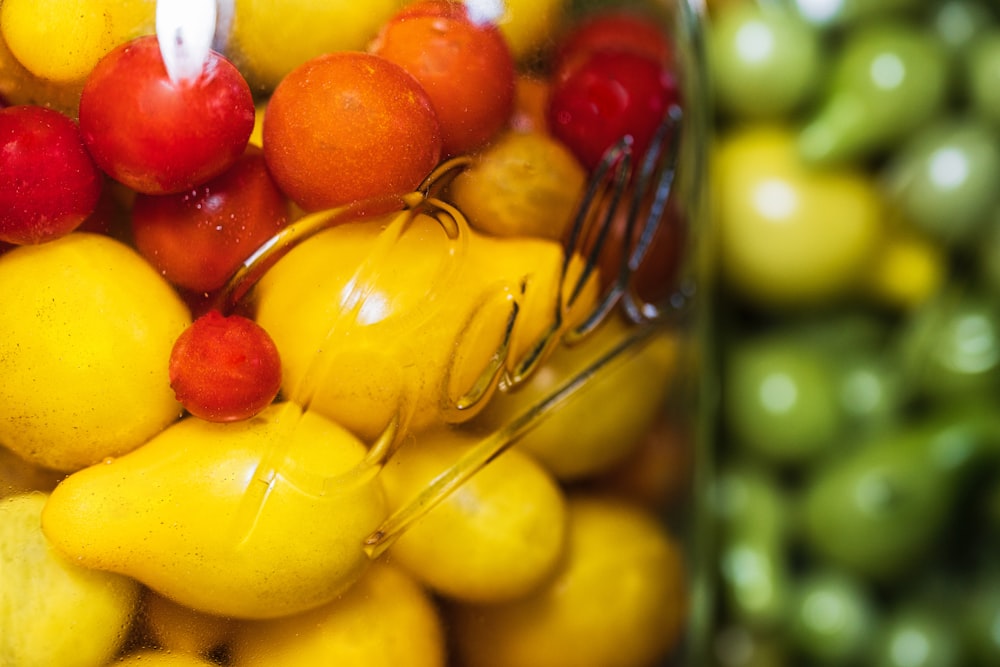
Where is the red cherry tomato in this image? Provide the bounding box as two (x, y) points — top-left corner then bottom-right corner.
(370, 0), (516, 156)
(131, 147), (290, 293)
(263, 51), (442, 212)
(79, 35), (255, 195)
(551, 11), (672, 81)
(169, 310), (282, 422)
(547, 50), (679, 170)
(0, 105), (103, 244)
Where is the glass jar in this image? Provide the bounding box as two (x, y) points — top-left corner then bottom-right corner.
(0, 1), (710, 665)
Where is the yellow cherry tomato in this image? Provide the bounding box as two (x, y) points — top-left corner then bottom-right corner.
(450, 494), (688, 667)
(0, 233), (189, 472)
(497, 0), (568, 61)
(0, 29), (84, 115)
(41, 403), (387, 619)
(714, 125), (884, 308)
(1, 493), (140, 667)
(228, 0), (407, 92)
(116, 650), (220, 667)
(472, 315), (680, 480)
(863, 225), (946, 311)
(0, 0), (154, 83)
(0, 446), (64, 498)
(254, 211), (598, 443)
(449, 129), (587, 241)
(379, 428), (567, 603)
(231, 562), (446, 667)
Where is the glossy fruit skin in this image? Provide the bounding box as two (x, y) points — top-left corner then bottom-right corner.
(79, 35), (255, 195)
(263, 52), (442, 212)
(550, 10), (671, 80)
(547, 49), (679, 170)
(370, 0), (515, 157)
(168, 310), (282, 423)
(0, 105), (102, 244)
(131, 147), (290, 293)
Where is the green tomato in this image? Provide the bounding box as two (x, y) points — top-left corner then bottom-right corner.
(929, 0), (996, 61)
(799, 21), (949, 164)
(871, 603), (963, 667)
(965, 28), (1000, 126)
(787, 568), (877, 665)
(724, 331), (845, 466)
(882, 116), (1000, 245)
(709, 2), (824, 119)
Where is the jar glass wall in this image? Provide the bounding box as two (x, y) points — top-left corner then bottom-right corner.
(0, 1), (710, 665)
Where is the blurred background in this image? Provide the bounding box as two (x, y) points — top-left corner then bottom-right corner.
(705, 1), (1000, 665)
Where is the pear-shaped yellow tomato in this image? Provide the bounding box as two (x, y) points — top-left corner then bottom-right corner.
(42, 403), (387, 619)
(0, 233), (190, 472)
(450, 494), (688, 667)
(715, 125), (884, 308)
(231, 562), (445, 667)
(471, 315), (679, 480)
(1, 493), (140, 667)
(254, 212), (597, 443)
(379, 428), (567, 603)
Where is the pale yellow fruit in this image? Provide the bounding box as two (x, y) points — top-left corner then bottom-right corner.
(451, 494), (688, 667)
(1, 493), (140, 667)
(116, 649), (219, 667)
(496, 0), (569, 60)
(231, 562), (445, 667)
(1, 0), (154, 83)
(42, 403), (387, 619)
(229, 0), (407, 92)
(380, 428), (567, 602)
(0, 233), (190, 472)
(472, 315), (680, 480)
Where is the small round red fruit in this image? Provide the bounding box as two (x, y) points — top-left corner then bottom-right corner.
(79, 35), (255, 195)
(169, 310), (282, 422)
(547, 50), (679, 171)
(263, 51), (442, 212)
(551, 11), (672, 81)
(0, 105), (103, 244)
(131, 147), (290, 293)
(370, 0), (516, 156)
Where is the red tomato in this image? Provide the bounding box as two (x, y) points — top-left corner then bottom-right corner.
(169, 310), (282, 422)
(0, 105), (103, 244)
(263, 51), (442, 212)
(547, 50), (679, 170)
(370, 0), (515, 156)
(131, 147), (291, 293)
(551, 11), (672, 81)
(79, 35), (255, 195)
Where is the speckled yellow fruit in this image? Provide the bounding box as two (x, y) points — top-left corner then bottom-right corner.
(255, 212), (597, 443)
(0, 233), (189, 472)
(231, 562), (445, 667)
(451, 494), (687, 667)
(42, 403), (387, 619)
(472, 315), (679, 480)
(715, 125), (884, 308)
(228, 0), (407, 92)
(0, 28), (83, 115)
(1, 0), (154, 83)
(1, 493), (140, 667)
(379, 428), (567, 602)
(497, 0), (569, 60)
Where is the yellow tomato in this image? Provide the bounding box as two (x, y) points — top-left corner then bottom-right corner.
(142, 591), (234, 658)
(450, 494), (688, 667)
(0, 233), (189, 472)
(471, 315), (680, 480)
(42, 403), (387, 619)
(0, 28), (83, 115)
(379, 428), (567, 603)
(228, 0), (407, 92)
(254, 212), (598, 443)
(0, 446), (64, 498)
(231, 562), (445, 667)
(116, 650), (219, 667)
(0, 0), (154, 83)
(449, 129), (586, 241)
(863, 224), (946, 311)
(496, 0), (568, 61)
(1, 493), (140, 667)
(714, 125), (884, 308)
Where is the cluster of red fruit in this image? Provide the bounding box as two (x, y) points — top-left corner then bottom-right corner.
(0, 1), (678, 424)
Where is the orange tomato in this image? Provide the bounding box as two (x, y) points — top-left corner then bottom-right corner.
(263, 51), (442, 211)
(369, 0), (515, 157)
